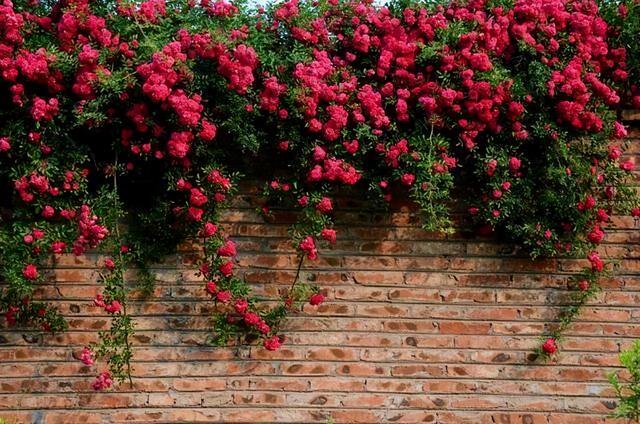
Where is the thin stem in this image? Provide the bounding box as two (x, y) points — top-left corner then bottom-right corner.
(113, 152), (133, 388)
(288, 254), (305, 297)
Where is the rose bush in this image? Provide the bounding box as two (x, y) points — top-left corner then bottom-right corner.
(0, 0), (638, 388)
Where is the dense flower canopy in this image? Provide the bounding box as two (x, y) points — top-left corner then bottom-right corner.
(0, 0), (638, 387)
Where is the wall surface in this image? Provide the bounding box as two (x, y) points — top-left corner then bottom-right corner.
(1, 114), (640, 424)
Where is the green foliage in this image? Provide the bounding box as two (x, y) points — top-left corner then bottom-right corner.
(609, 340), (640, 422)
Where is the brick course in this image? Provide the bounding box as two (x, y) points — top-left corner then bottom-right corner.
(1, 116), (639, 423)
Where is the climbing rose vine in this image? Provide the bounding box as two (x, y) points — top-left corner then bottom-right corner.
(0, 0), (639, 388)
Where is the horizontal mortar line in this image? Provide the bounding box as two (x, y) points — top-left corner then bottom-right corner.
(31, 286), (640, 295)
(0, 391), (620, 400)
(31, 302), (640, 311)
(0, 351), (623, 361)
(0, 347), (624, 356)
(218, 208), (640, 218)
(33, 292), (640, 300)
(0, 375), (621, 384)
(7, 321), (636, 329)
(0, 344), (623, 352)
(0, 376), (616, 386)
(33, 291), (640, 298)
(233, 245), (640, 253)
(0, 344), (625, 352)
(0, 343), (622, 352)
(65, 246), (640, 259)
(222, 230), (640, 241)
(3, 358), (623, 368)
(33, 304), (640, 311)
(35, 269), (640, 277)
(0, 360), (624, 370)
(222, 227), (640, 236)
(220, 213), (640, 220)
(28, 291), (640, 300)
(28, 276), (640, 284)
(44, 255), (640, 264)
(3, 327), (632, 335)
(44, 248), (640, 260)
(4, 329), (637, 338)
(26, 312), (640, 324)
(0, 359), (627, 369)
(0, 389), (615, 398)
(20, 301), (628, 308)
(33, 278), (640, 286)
(0, 390), (615, 400)
(30, 295), (640, 306)
(150, 267), (640, 275)
(63, 252), (637, 262)
(0, 406), (614, 414)
(10, 323), (640, 331)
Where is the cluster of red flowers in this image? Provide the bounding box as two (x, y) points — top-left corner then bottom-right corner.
(91, 371), (113, 391)
(217, 45), (258, 94)
(93, 293), (122, 314)
(73, 205), (109, 256)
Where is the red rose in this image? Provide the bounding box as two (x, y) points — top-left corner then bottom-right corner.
(312, 146), (326, 161)
(217, 240), (237, 257)
(219, 261), (234, 276)
(201, 222), (218, 237)
(79, 346), (94, 366)
(620, 160), (634, 172)
(257, 321), (270, 334)
(299, 236), (317, 260)
(263, 335), (282, 351)
(234, 299), (248, 314)
(587, 226), (604, 244)
(401, 173), (415, 186)
(587, 251), (604, 272)
(51, 241), (66, 254)
(105, 300), (121, 314)
(309, 293), (325, 306)
(216, 290), (231, 303)
(41, 206), (55, 219)
(189, 188), (208, 207)
(278, 140), (289, 151)
(22, 264), (39, 280)
(596, 209), (609, 222)
(187, 207), (203, 221)
(199, 120), (217, 142)
(613, 121), (627, 138)
(320, 228), (337, 244)
(243, 312), (260, 326)
(104, 258), (115, 270)
(92, 371), (113, 391)
(205, 281), (217, 295)
(541, 338), (557, 354)
(0, 137), (10, 152)
(315, 197), (333, 214)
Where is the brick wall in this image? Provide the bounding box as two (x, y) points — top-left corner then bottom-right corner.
(1, 114), (639, 424)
